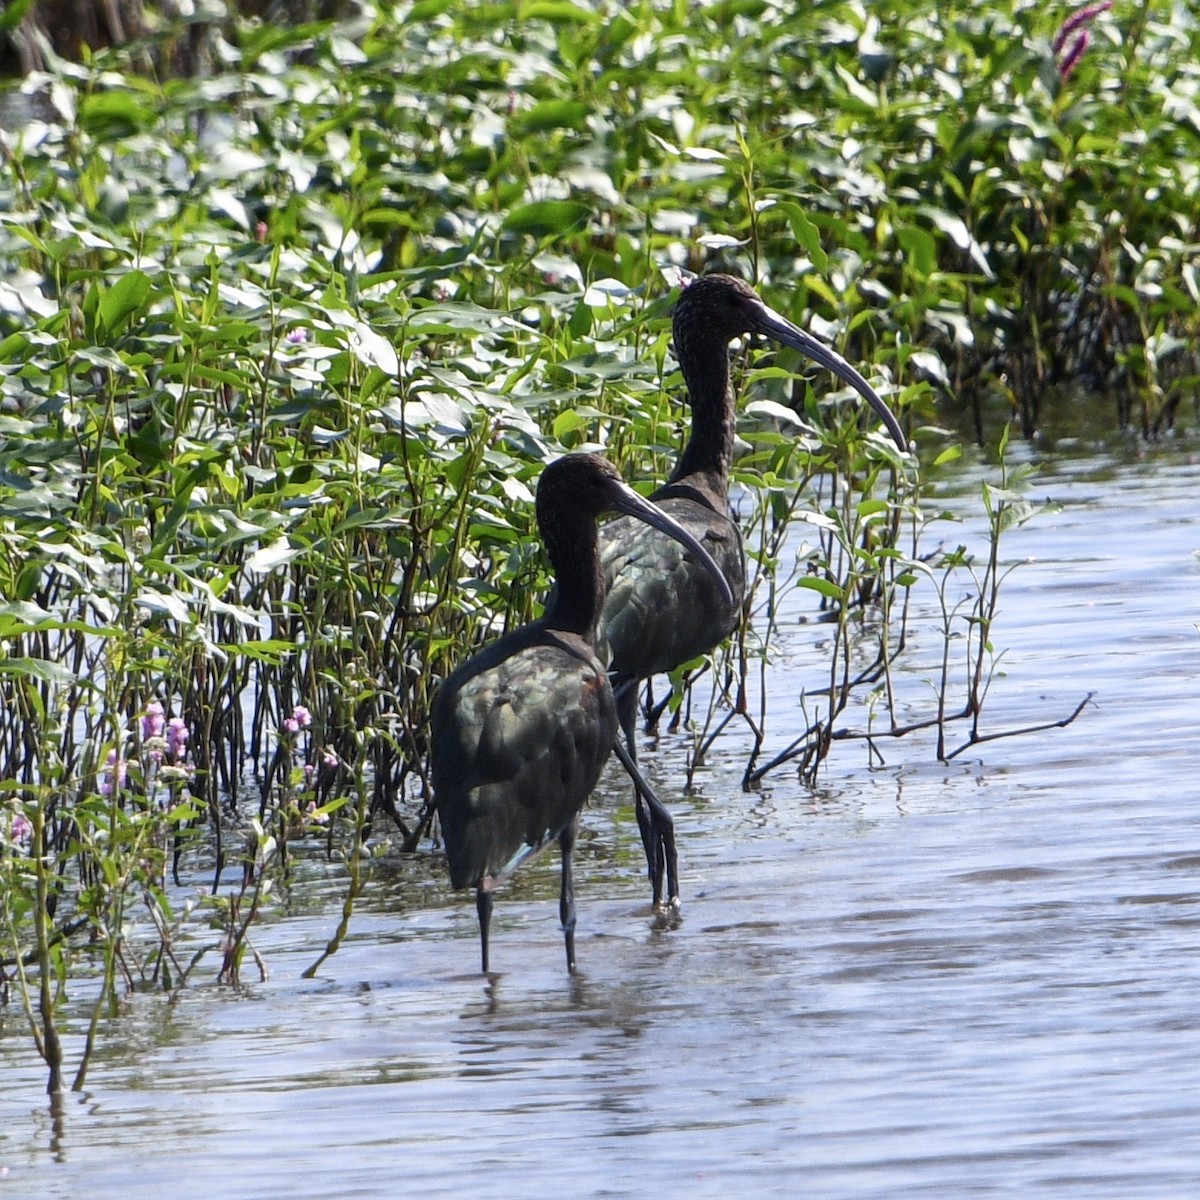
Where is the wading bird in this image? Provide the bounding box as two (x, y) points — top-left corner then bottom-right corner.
(432, 452), (734, 973)
(599, 273), (908, 906)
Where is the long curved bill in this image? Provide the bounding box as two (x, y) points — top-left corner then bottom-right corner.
(604, 480), (735, 609)
(749, 300), (908, 452)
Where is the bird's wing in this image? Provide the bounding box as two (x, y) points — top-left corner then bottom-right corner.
(598, 499), (744, 679)
(432, 635), (617, 887)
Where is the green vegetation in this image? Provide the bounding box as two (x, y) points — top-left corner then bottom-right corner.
(0, 0), (1183, 1088)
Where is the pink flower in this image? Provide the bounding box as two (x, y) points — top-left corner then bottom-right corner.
(167, 717), (189, 761)
(292, 705), (312, 728)
(304, 763), (315, 787)
(142, 701), (165, 741)
(9, 812), (32, 847)
(322, 751), (338, 769)
(283, 717), (300, 735)
(100, 749), (127, 796)
(286, 328), (308, 345)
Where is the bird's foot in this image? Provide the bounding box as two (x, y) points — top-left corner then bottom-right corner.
(650, 902), (683, 932)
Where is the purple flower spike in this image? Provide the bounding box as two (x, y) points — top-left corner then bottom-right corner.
(167, 717), (189, 761)
(1058, 30), (1091, 80)
(143, 701), (165, 741)
(1052, 1), (1112, 80)
(1052, 0), (1112, 54)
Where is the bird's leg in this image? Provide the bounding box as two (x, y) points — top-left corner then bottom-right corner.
(476, 887), (494, 974)
(647, 797), (665, 897)
(610, 694), (680, 909)
(559, 816), (578, 973)
(611, 737), (677, 905)
(637, 773), (678, 909)
(615, 682), (658, 894)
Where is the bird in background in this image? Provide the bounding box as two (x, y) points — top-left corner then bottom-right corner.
(598, 273), (909, 907)
(431, 452), (734, 974)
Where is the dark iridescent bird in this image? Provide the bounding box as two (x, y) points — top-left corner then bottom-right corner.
(598, 273), (908, 906)
(431, 452), (733, 973)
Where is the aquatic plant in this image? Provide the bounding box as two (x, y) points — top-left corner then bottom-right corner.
(0, 0), (1160, 1090)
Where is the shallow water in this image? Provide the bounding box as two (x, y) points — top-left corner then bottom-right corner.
(3, 442), (1200, 1197)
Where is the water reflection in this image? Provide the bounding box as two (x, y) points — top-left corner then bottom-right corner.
(4, 446), (1200, 1197)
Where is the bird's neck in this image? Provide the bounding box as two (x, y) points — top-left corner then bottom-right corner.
(672, 408), (734, 506)
(542, 522), (603, 639)
(669, 349), (735, 502)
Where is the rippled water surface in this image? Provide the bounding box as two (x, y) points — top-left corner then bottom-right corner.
(3, 446), (1200, 1197)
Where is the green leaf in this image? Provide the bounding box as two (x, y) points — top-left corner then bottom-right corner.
(797, 576), (846, 600)
(78, 91), (157, 135)
(503, 200), (591, 237)
(216, 640), (297, 663)
(515, 100), (590, 133)
(519, 0), (599, 22)
(98, 269), (152, 335)
(857, 498), (890, 517)
(0, 657), (76, 685)
(778, 202), (828, 273)
(552, 409), (588, 441)
(0, 0), (35, 35)
(568, 300), (593, 339)
(896, 226), (937, 279)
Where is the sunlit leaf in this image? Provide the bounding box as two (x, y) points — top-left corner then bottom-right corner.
(349, 322), (399, 376)
(909, 350), (950, 387)
(246, 539), (300, 574)
(745, 399), (806, 428)
(135, 589), (192, 623)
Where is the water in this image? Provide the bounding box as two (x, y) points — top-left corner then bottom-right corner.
(3, 442), (1200, 1197)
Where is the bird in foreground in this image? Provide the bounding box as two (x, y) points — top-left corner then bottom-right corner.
(598, 273), (909, 907)
(431, 452), (734, 974)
